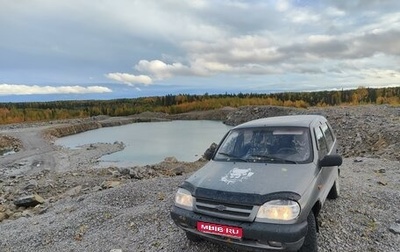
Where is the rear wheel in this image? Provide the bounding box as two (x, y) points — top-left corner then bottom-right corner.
(185, 232), (202, 242)
(299, 211), (318, 252)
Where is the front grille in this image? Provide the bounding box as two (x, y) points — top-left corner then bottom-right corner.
(195, 198), (256, 221)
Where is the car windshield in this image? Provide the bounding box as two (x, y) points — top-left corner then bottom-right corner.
(214, 127), (312, 163)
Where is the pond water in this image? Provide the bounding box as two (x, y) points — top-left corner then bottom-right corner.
(55, 120), (231, 166)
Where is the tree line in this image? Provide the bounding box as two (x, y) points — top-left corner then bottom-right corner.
(0, 86), (399, 124)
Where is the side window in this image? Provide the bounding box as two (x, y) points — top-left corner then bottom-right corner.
(321, 123), (334, 150)
(315, 127), (328, 158)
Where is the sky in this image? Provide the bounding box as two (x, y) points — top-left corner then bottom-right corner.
(1, 0), (400, 102)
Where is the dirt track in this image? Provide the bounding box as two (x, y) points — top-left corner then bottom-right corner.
(1, 125), (58, 177)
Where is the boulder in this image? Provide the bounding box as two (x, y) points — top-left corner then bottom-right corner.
(164, 156), (178, 163)
(14, 194), (45, 207)
(62, 185), (82, 198)
(169, 166), (185, 176)
(23, 179), (38, 190)
(0, 212), (6, 222)
(389, 221), (400, 235)
(101, 181), (121, 189)
(129, 166), (155, 180)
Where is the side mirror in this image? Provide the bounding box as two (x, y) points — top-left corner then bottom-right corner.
(320, 154), (343, 167)
(203, 143), (218, 160)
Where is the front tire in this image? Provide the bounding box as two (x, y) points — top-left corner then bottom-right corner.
(328, 175), (340, 199)
(299, 211), (318, 252)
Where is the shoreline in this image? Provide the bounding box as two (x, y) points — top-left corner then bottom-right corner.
(1, 104), (399, 178)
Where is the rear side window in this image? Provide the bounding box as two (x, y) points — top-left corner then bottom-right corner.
(315, 127), (328, 158)
(321, 123), (334, 150)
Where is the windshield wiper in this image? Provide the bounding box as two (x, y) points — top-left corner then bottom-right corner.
(247, 154), (298, 164)
(217, 152), (248, 162)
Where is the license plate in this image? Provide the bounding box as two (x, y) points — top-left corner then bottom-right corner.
(197, 221), (243, 239)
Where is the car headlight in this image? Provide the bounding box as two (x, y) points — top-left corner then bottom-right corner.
(256, 200), (300, 222)
(174, 188), (194, 211)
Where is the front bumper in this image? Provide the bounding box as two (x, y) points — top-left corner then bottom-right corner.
(171, 206), (307, 251)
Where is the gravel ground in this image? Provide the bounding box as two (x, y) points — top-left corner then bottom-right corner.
(0, 158), (399, 252)
(1, 105), (399, 251)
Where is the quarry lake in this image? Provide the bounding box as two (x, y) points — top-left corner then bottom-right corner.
(55, 120), (231, 166)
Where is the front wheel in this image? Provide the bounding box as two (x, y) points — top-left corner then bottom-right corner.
(328, 174), (340, 199)
(298, 211), (318, 252)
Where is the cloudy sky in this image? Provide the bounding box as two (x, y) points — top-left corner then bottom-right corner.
(1, 0), (399, 102)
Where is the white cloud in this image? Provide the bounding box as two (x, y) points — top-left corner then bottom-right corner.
(307, 35), (335, 44)
(361, 68), (400, 82)
(178, 35), (284, 76)
(191, 59), (232, 74)
(105, 73), (152, 85)
(0, 84), (112, 95)
(276, 0), (290, 12)
(135, 60), (192, 80)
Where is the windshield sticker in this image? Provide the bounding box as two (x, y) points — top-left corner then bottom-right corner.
(221, 168), (254, 185)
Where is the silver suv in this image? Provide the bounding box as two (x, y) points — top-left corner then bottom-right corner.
(171, 115), (342, 251)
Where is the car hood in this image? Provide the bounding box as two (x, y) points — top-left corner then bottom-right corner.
(184, 160), (316, 204)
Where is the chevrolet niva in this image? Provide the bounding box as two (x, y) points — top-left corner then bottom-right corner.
(171, 115), (343, 251)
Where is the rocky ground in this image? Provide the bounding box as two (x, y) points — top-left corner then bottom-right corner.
(0, 105), (399, 252)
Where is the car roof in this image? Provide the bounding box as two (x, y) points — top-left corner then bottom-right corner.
(233, 115), (326, 129)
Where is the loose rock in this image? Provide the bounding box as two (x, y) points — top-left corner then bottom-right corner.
(14, 194), (45, 207)
(389, 222), (400, 235)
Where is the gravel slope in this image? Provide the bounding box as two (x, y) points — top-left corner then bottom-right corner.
(0, 158), (399, 252)
(1, 105), (399, 251)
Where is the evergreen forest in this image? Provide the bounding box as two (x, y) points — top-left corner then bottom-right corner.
(0, 86), (399, 125)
